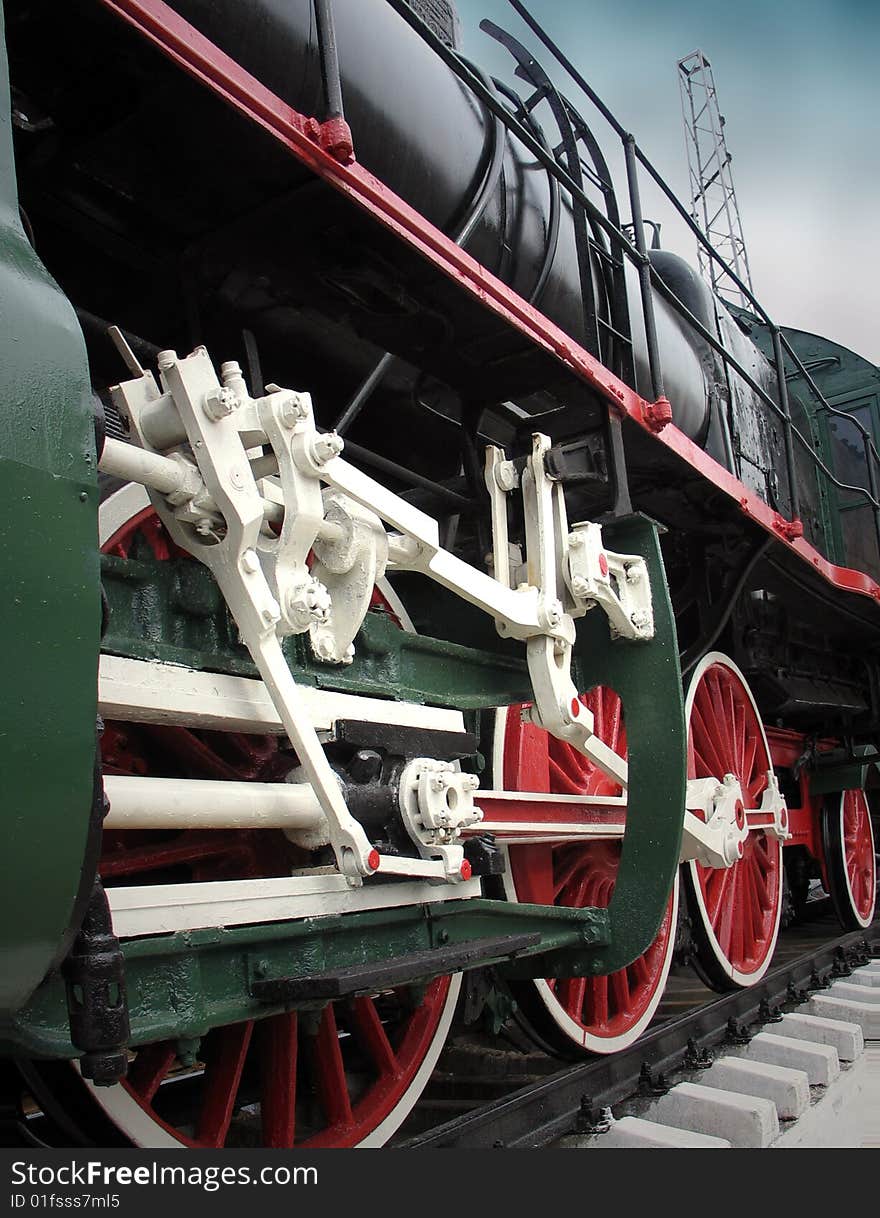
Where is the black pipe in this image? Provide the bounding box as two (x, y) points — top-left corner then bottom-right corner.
(680, 535), (773, 678)
(482, 21), (600, 357)
(491, 76), (561, 312)
(382, 0), (641, 261)
(334, 57), (509, 438)
(624, 135), (664, 402)
(313, 0), (345, 121)
(343, 439), (476, 511)
(334, 352), (395, 436)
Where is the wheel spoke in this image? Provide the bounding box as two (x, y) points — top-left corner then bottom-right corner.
(729, 868), (746, 965)
(588, 974), (609, 1029)
(553, 849), (591, 900)
(347, 997), (399, 1079)
(751, 843), (771, 909)
(691, 704), (728, 778)
(707, 674), (733, 772)
(127, 1043), (176, 1103)
(733, 692), (746, 777)
(259, 1013), (298, 1148)
(310, 1005), (353, 1130)
(195, 1022), (253, 1148)
(548, 755), (589, 795)
(712, 865), (736, 955)
(513, 844), (555, 905)
(560, 976), (587, 1021)
(744, 860), (763, 945)
(609, 968), (630, 1015)
(722, 680), (739, 773)
(629, 952), (650, 988)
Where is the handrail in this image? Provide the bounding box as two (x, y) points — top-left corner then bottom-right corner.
(336, 1), (880, 566)
(502, 0), (880, 557)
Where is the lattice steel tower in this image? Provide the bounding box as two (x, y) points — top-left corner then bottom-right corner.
(678, 50), (753, 306)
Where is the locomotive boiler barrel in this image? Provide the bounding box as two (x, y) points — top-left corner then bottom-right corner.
(170, 0), (713, 443)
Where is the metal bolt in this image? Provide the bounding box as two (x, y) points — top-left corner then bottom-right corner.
(571, 576), (590, 598)
(306, 579), (331, 623)
(203, 385), (240, 421)
(312, 431), (344, 464)
(494, 460), (519, 492)
(630, 609), (651, 630)
(157, 349), (177, 371)
(626, 562), (643, 584)
(314, 634), (336, 660)
(175, 1037), (201, 1068)
(240, 549), (260, 574)
(569, 531), (584, 549)
(279, 392), (310, 429)
(286, 578), (331, 631)
(540, 598), (562, 629)
(220, 360), (243, 385)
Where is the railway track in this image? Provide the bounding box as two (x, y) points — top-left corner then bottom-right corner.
(2, 908), (876, 1148)
(394, 908), (880, 1148)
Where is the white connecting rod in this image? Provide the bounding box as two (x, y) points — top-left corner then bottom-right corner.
(103, 773), (329, 833)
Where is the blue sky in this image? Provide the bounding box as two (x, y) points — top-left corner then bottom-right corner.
(456, 0), (880, 362)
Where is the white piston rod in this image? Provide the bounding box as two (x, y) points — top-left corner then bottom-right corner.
(98, 436), (346, 541)
(103, 773), (328, 832)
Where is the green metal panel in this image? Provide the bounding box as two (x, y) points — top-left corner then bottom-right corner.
(4, 897), (609, 1058)
(738, 311), (880, 572)
(0, 9), (100, 1013)
(584, 516), (685, 973)
(101, 550), (531, 710)
(507, 515), (686, 978)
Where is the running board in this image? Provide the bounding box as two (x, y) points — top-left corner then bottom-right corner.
(250, 932), (542, 1001)
(98, 653), (465, 736)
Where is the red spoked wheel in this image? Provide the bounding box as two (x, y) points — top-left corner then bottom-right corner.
(50, 484), (459, 1148)
(684, 652), (783, 989)
(822, 788), (877, 931)
(497, 687), (679, 1054)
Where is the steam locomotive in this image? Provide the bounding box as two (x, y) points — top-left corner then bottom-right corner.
(1, 0), (876, 1147)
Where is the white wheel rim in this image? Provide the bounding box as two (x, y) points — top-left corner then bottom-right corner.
(685, 652), (783, 986)
(838, 790), (877, 929)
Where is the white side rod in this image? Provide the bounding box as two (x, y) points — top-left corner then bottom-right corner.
(103, 773), (327, 833)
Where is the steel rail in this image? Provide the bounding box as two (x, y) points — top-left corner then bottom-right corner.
(397, 924), (877, 1148)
